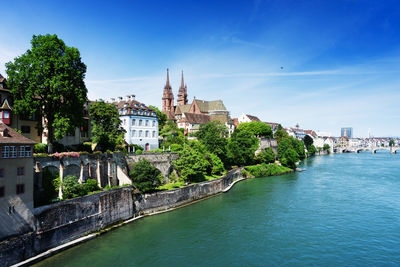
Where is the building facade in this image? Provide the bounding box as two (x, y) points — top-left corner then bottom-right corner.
(341, 127), (353, 138)
(0, 123), (36, 240)
(113, 95), (159, 151)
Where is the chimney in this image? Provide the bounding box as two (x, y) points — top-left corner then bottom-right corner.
(126, 95), (130, 101)
(118, 96), (123, 101)
(131, 94), (136, 100)
(111, 98), (115, 102)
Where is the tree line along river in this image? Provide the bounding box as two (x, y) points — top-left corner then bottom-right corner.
(35, 152), (400, 266)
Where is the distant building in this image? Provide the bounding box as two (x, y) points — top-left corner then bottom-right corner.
(341, 127), (353, 138)
(113, 95), (159, 151)
(0, 122), (36, 240)
(238, 113), (261, 124)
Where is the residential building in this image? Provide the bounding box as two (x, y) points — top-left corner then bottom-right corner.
(238, 113), (261, 124)
(341, 127), (353, 138)
(113, 95), (159, 151)
(0, 122), (36, 240)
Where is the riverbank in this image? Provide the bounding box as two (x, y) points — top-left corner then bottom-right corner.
(3, 168), (245, 267)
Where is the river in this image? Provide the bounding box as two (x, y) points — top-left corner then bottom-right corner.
(35, 152), (400, 266)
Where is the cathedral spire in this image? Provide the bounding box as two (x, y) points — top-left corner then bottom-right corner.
(166, 68), (170, 87)
(177, 70), (188, 106)
(162, 68), (174, 117)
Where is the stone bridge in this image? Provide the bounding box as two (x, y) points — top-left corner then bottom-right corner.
(335, 146), (400, 154)
(127, 153), (179, 183)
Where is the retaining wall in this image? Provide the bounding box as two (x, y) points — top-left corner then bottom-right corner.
(1, 168), (244, 266)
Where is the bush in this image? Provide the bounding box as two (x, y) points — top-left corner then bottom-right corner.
(62, 176), (86, 199)
(170, 144), (183, 153)
(76, 142), (92, 153)
(208, 153), (225, 175)
(174, 146), (210, 183)
(83, 179), (100, 192)
(135, 149), (143, 155)
(129, 159), (162, 192)
(34, 143), (48, 153)
(255, 147), (275, 164)
(245, 163), (292, 178)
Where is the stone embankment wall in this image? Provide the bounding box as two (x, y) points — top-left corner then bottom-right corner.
(0, 168), (244, 266)
(127, 153), (179, 183)
(256, 138), (278, 154)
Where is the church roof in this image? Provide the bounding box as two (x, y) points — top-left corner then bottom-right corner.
(181, 112), (210, 124)
(193, 99), (227, 113)
(175, 104), (191, 115)
(246, 114), (260, 122)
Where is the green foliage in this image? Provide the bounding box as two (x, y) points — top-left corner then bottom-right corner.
(129, 159), (163, 192)
(90, 100), (125, 152)
(291, 138), (306, 160)
(226, 129), (259, 166)
(323, 144), (331, 151)
(237, 121), (273, 138)
(135, 149), (143, 155)
(83, 179), (100, 193)
(389, 139), (395, 147)
(170, 143), (183, 153)
(245, 163), (292, 178)
(36, 168), (59, 206)
(160, 120), (185, 147)
(34, 143), (48, 153)
(255, 147), (275, 164)
(208, 153), (225, 175)
(174, 146), (210, 182)
(61, 176), (85, 199)
(149, 105), (166, 132)
(280, 148), (299, 170)
(274, 128), (289, 143)
(303, 135), (314, 148)
(76, 142), (92, 153)
(307, 144), (317, 155)
(196, 121), (228, 162)
(6, 34), (87, 153)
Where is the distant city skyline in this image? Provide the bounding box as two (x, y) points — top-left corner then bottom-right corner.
(1, 0), (399, 137)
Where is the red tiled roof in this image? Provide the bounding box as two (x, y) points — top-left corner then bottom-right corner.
(246, 114), (260, 121)
(0, 123), (36, 144)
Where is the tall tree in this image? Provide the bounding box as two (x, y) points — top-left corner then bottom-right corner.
(303, 135), (314, 148)
(237, 121), (273, 138)
(90, 100), (125, 152)
(196, 121), (228, 162)
(226, 129), (259, 166)
(6, 34), (87, 153)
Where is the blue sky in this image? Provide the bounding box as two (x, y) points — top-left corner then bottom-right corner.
(1, 0), (400, 137)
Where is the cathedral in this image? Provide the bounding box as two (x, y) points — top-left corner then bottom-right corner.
(161, 69), (235, 135)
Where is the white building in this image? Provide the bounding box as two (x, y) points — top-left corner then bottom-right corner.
(113, 95), (159, 151)
(238, 113), (261, 124)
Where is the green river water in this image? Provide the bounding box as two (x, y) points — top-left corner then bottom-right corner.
(35, 152), (400, 266)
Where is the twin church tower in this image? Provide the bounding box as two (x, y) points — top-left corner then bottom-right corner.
(162, 69), (188, 119)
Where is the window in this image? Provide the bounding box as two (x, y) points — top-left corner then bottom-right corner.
(152, 121), (156, 127)
(146, 111), (149, 116)
(152, 131), (156, 138)
(21, 126), (31, 133)
(3, 111), (9, 119)
(25, 146), (32, 157)
(17, 167), (24, 176)
(145, 120), (149, 126)
(145, 131), (149, 137)
(131, 130), (136, 137)
(2, 146), (9, 158)
(139, 120), (142, 126)
(10, 146), (16, 158)
(139, 130), (142, 137)
(0, 187), (4, 198)
(133, 110), (137, 115)
(132, 119), (136, 126)
(139, 110), (143, 115)
(19, 146), (25, 157)
(16, 184), (24, 195)
(0, 168), (3, 177)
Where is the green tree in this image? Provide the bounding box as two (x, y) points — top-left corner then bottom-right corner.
(255, 147), (275, 164)
(160, 120), (185, 147)
(149, 105), (167, 132)
(61, 176), (86, 199)
(129, 159), (162, 192)
(208, 153), (225, 175)
(174, 146), (210, 182)
(307, 144), (317, 155)
(6, 34), (87, 153)
(237, 121), (273, 138)
(90, 100), (125, 152)
(291, 138), (306, 160)
(280, 148), (299, 170)
(389, 139), (395, 147)
(303, 135), (314, 148)
(274, 128), (289, 143)
(323, 144), (330, 152)
(226, 129), (259, 166)
(196, 121), (228, 162)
